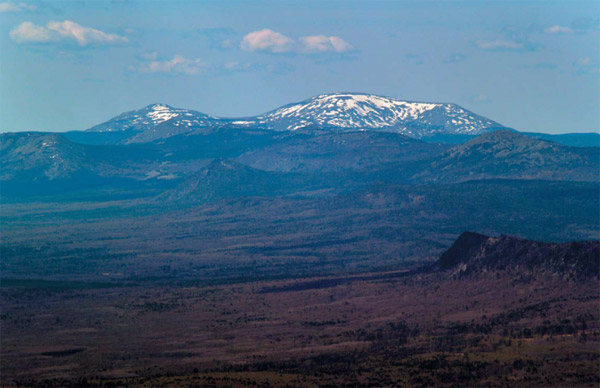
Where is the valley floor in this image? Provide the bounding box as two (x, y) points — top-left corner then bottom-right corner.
(1, 179), (598, 387)
(1, 269), (598, 387)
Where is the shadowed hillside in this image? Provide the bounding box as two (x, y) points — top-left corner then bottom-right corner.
(432, 231), (600, 276)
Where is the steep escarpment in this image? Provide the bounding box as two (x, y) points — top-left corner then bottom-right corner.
(432, 231), (599, 276)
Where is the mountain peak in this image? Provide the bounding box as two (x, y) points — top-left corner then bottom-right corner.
(257, 92), (502, 136)
(86, 103), (218, 136)
(142, 103), (177, 113)
(143, 103), (182, 125)
(85, 92), (504, 140)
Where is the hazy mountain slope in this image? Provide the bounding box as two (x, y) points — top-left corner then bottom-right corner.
(415, 130), (600, 182)
(63, 130), (141, 146)
(0, 132), (90, 181)
(4, 129), (598, 200)
(236, 131), (448, 172)
(159, 159), (287, 202)
(153, 128), (293, 160)
(0, 132), (187, 199)
(420, 131), (600, 148)
(521, 132), (600, 147)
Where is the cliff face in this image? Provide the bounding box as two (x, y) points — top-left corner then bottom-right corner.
(433, 232), (600, 276)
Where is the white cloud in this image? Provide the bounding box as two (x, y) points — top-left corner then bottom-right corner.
(475, 39), (524, 50)
(240, 29), (354, 55)
(298, 35), (353, 53)
(9, 22), (53, 43)
(0, 1), (35, 12)
(544, 25), (573, 34)
(9, 20), (128, 46)
(136, 55), (205, 75)
(240, 29), (294, 53)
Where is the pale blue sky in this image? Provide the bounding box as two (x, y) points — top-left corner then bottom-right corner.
(1, 0), (598, 133)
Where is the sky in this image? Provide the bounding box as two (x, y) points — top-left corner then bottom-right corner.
(0, 0), (599, 134)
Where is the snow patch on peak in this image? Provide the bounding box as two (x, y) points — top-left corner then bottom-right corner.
(146, 104), (180, 124)
(258, 93), (444, 130)
(87, 93), (502, 139)
(255, 92), (501, 136)
(87, 103), (220, 133)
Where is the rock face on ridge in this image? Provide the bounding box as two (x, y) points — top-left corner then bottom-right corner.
(432, 231), (599, 276)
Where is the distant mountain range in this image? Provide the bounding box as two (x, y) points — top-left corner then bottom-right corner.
(2, 93), (599, 292)
(76, 93), (599, 147)
(2, 129), (598, 202)
(84, 93), (505, 142)
(1, 92), (599, 202)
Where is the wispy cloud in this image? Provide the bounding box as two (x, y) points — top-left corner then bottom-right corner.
(9, 20), (128, 46)
(130, 51), (294, 77)
(0, 1), (35, 12)
(476, 25), (540, 52)
(544, 25), (573, 34)
(220, 61), (294, 75)
(571, 17), (600, 33)
(240, 29), (294, 53)
(443, 53), (466, 64)
(298, 35), (353, 54)
(240, 29), (354, 55)
(475, 39), (525, 51)
(134, 55), (206, 75)
(224, 61), (253, 71)
(573, 57), (599, 75)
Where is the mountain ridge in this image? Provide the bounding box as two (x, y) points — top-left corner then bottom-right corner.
(158, 159), (286, 202)
(414, 130), (600, 183)
(84, 93), (505, 141)
(255, 93), (503, 136)
(432, 231), (600, 276)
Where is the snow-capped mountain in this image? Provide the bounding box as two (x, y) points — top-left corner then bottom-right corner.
(84, 93), (504, 142)
(87, 104), (221, 133)
(253, 93), (503, 136)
